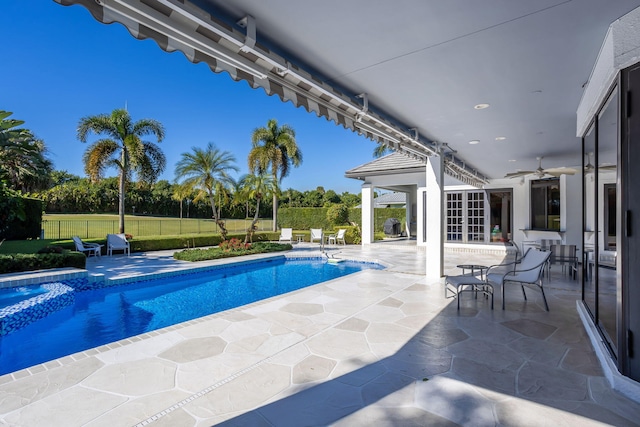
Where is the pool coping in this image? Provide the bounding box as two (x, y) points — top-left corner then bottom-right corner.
(0, 268), (87, 290)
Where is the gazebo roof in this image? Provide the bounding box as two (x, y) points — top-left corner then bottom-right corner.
(344, 152), (426, 181)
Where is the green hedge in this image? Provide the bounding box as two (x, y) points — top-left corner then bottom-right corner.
(51, 232), (282, 254)
(278, 207), (406, 232)
(287, 226), (361, 244)
(0, 252), (86, 274)
(277, 208), (333, 229)
(2, 197), (43, 240)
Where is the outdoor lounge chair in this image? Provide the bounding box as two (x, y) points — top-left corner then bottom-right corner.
(327, 229), (346, 245)
(107, 233), (130, 256)
(549, 244), (578, 279)
(279, 228), (293, 244)
(486, 248), (552, 311)
(310, 228), (323, 244)
(73, 236), (102, 257)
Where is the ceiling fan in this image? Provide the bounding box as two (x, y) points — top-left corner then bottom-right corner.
(584, 152), (616, 173)
(505, 156), (577, 179)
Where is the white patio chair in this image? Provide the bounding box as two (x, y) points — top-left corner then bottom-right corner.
(279, 228), (293, 243)
(327, 229), (346, 245)
(107, 233), (130, 256)
(310, 228), (323, 244)
(486, 248), (552, 311)
(72, 236), (102, 257)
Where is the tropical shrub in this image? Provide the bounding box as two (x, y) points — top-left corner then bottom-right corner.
(0, 181), (24, 238)
(5, 196), (43, 240)
(219, 238), (251, 252)
(343, 225), (361, 245)
(0, 252), (86, 274)
(326, 204), (349, 225)
(37, 245), (65, 254)
(173, 241), (291, 262)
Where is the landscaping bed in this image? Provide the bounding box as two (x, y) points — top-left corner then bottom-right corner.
(173, 241), (292, 262)
(0, 251), (86, 275)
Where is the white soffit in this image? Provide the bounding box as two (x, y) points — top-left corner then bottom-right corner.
(577, 6), (640, 136)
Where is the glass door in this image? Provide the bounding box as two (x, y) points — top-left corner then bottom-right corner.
(583, 124), (596, 317)
(621, 63), (640, 379)
(446, 191), (487, 243)
(446, 192), (463, 242)
(488, 190), (513, 242)
(466, 191), (485, 242)
(596, 88), (619, 351)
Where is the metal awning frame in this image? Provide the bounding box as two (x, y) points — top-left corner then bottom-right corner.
(58, 0), (488, 187)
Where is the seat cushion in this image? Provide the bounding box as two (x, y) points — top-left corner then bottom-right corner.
(445, 275), (485, 286)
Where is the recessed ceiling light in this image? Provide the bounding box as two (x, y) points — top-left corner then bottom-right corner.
(495, 136), (507, 141)
(474, 103), (490, 110)
(508, 159), (517, 162)
(468, 140), (480, 145)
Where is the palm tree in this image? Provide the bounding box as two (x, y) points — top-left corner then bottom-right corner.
(230, 178), (250, 218)
(373, 142), (391, 158)
(238, 173), (277, 243)
(171, 183), (193, 219)
(248, 119), (302, 231)
(0, 133), (53, 192)
(0, 110), (25, 147)
(214, 180), (234, 221)
(77, 108), (165, 233)
(0, 111), (53, 192)
(174, 142), (238, 240)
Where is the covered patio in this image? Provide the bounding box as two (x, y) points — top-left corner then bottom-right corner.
(6, 0), (638, 422)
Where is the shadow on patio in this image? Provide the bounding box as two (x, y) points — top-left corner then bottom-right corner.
(204, 267), (639, 426)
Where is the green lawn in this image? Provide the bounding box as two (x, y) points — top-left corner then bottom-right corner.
(0, 214), (274, 254)
(44, 214), (196, 221)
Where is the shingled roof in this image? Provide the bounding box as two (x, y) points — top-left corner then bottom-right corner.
(344, 152), (426, 180)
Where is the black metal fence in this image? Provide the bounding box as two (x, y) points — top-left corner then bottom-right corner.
(43, 218), (274, 240)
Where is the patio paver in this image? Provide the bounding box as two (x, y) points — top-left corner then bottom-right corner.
(0, 242), (639, 426)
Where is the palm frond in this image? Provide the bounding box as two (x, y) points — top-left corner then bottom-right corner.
(133, 118), (165, 142)
(77, 114), (118, 142)
(136, 141), (167, 183)
(82, 139), (119, 182)
(373, 143), (391, 158)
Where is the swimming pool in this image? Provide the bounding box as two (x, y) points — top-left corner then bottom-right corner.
(0, 257), (382, 375)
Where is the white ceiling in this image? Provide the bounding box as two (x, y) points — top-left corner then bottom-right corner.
(194, 0), (640, 178)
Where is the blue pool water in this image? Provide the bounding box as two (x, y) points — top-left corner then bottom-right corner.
(0, 286), (49, 307)
(0, 258), (382, 375)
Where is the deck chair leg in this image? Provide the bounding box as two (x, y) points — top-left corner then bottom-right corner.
(521, 285), (527, 300)
(502, 283), (506, 310)
(539, 284), (550, 311)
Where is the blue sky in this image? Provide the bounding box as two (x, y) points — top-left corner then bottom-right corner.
(2, 1), (377, 194)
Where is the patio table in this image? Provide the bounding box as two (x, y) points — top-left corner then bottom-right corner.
(446, 264), (493, 310)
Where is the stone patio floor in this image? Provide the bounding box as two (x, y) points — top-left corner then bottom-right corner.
(1, 242), (640, 426)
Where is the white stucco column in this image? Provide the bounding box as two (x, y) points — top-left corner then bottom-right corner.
(405, 190), (414, 237)
(425, 155), (444, 281)
(416, 187), (427, 246)
(361, 183), (374, 245)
